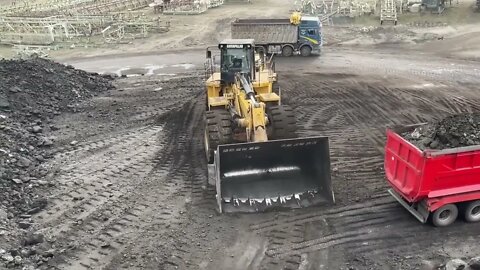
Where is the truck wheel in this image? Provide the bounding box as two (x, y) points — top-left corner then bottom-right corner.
(431, 204), (458, 227)
(282, 46), (293, 57)
(204, 110), (232, 164)
(300, 46), (312, 57)
(464, 200), (480, 223)
(267, 105), (297, 139)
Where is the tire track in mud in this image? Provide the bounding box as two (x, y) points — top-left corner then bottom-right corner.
(248, 71), (480, 268)
(35, 126), (163, 236)
(94, 84), (209, 270)
(51, 75), (201, 156)
(34, 75), (205, 270)
(251, 194), (395, 232)
(110, 102), (229, 270)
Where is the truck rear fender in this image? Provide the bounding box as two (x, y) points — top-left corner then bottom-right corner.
(428, 191), (480, 212)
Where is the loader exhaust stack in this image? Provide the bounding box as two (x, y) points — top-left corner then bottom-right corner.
(211, 137), (334, 213)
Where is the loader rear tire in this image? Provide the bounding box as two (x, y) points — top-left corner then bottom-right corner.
(267, 105), (297, 139)
(204, 110), (232, 164)
(464, 200), (480, 223)
(431, 204), (458, 227)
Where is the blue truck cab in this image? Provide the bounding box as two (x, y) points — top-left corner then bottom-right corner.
(298, 16), (323, 55)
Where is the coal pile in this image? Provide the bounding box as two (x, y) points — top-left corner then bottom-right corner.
(402, 113), (480, 150)
(0, 57), (114, 217)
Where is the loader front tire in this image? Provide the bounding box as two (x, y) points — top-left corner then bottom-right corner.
(431, 204), (458, 227)
(267, 105), (297, 140)
(204, 110), (232, 164)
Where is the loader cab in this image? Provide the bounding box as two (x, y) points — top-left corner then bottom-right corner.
(218, 39), (255, 84)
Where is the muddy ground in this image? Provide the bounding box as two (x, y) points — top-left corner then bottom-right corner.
(1, 45), (480, 269)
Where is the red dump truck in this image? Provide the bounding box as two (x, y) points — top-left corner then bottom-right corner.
(384, 124), (480, 227)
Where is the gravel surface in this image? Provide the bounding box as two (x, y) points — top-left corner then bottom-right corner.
(402, 113), (480, 150)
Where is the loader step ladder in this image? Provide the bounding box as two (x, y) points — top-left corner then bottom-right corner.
(380, 0), (398, 25)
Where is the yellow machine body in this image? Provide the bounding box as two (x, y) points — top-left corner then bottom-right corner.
(205, 55), (279, 142)
(203, 39), (333, 213)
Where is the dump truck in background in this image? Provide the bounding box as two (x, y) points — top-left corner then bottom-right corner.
(231, 14), (323, 57)
(384, 124), (480, 227)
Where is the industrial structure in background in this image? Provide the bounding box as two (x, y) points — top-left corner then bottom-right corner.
(203, 39), (333, 212)
(380, 0), (397, 25)
(149, 0), (248, 15)
(293, 0), (466, 25)
(0, 0), (171, 55)
(0, 0), (251, 54)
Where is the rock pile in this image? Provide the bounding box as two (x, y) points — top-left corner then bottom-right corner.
(0, 57), (114, 217)
(402, 113), (480, 150)
(443, 256), (480, 270)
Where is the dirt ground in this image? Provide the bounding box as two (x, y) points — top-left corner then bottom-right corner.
(2, 0), (480, 269)
(0, 46), (478, 270)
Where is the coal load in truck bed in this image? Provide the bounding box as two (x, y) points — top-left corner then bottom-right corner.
(402, 113), (480, 150)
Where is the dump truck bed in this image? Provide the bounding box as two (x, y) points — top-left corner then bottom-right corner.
(384, 124), (480, 203)
(231, 19), (298, 44)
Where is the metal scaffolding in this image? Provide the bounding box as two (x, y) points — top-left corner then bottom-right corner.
(0, 0), (170, 47)
(380, 0), (398, 24)
(0, 0), (154, 16)
(294, 0), (377, 18)
(0, 14), (170, 45)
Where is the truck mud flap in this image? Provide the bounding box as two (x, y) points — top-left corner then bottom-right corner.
(214, 136), (334, 213)
(388, 189), (429, 223)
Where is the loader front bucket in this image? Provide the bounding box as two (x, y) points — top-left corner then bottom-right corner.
(213, 136), (333, 213)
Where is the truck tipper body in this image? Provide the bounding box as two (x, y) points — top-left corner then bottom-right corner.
(231, 16), (322, 57)
(384, 124), (480, 227)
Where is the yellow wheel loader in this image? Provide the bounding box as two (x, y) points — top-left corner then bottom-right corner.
(204, 39), (334, 213)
